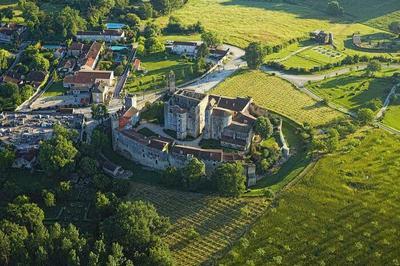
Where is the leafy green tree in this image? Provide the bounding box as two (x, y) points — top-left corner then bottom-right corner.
(197, 43), (209, 58)
(161, 166), (181, 187)
(254, 116), (273, 139)
(150, 0), (171, 15)
(145, 36), (165, 53)
(126, 13), (141, 28)
(201, 31), (221, 48)
(6, 195), (45, 231)
(245, 42), (265, 69)
(327, 1), (344, 16)
(0, 7), (14, 21)
(20, 85), (34, 102)
(42, 190), (56, 207)
(94, 173), (113, 191)
(0, 49), (11, 70)
(213, 162), (246, 197)
(101, 201), (172, 264)
(79, 157), (98, 177)
(326, 128), (339, 152)
(38, 127), (78, 176)
(0, 147), (15, 172)
(357, 108), (375, 125)
(182, 157), (206, 191)
(366, 60), (382, 76)
(91, 104), (109, 123)
(55, 7), (87, 39)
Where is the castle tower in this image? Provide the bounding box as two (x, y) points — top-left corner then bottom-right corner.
(168, 70), (176, 94)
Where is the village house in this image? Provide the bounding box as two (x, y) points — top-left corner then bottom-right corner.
(76, 30), (125, 42)
(0, 23), (27, 43)
(169, 41), (202, 57)
(68, 42), (85, 57)
(58, 59), (76, 74)
(79, 42), (103, 70)
(63, 70), (114, 95)
(25, 71), (47, 88)
(91, 81), (111, 104)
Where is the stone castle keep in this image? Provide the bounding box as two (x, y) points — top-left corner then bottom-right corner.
(111, 89), (257, 173)
(164, 89), (256, 151)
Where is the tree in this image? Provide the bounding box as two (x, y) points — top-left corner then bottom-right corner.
(0, 49), (10, 70)
(197, 43), (209, 58)
(55, 6), (86, 39)
(38, 126), (78, 176)
(0, 7), (14, 21)
(0, 147), (15, 171)
(389, 22), (400, 36)
(150, 0), (171, 15)
(91, 129), (110, 152)
(254, 116), (273, 139)
(42, 190), (56, 207)
(6, 195), (45, 231)
(201, 31), (221, 48)
(357, 108), (375, 125)
(327, 1), (343, 16)
(101, 201), (172, 264)
(245, 42), (265, 69)
(145, 36), (165, 53)
(161, 166), (181, 187)
(366, 60), (382, 76)
(93, 173), (112, 191)
(213, 162), (246, 197)
(125, 13), (141, 28)
(91, 104), (109, 123)
(182, 157), (206, 191)
(326, 128), (339, 152)
(79, 157), (98, 177)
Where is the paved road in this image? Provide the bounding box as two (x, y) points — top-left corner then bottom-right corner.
(274, 45), (313, 63)
(184, 44), (246, 93)
(114, 47), (137, 98)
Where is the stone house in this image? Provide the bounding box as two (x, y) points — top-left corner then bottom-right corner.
(63, 70), (114, 94)
(170, 41), (201, 57)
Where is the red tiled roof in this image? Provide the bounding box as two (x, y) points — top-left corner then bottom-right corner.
(171, 145), (223, 162)
(83, 42), (102, 69)
(63, 71), (113, 85)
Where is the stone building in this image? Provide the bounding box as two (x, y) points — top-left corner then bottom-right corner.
(164, 89), (256, 151)
(164, 90), (209, 139)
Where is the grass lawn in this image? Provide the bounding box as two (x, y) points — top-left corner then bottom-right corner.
(156, 0), (398, 56)
(383, 98), (400, 130)
(220, 128), (400, 265)
(128, 181), (269, 266)
(211, 70), (342, 126)
(125, 52), (196, 93)
(43, 81), (68, 97)
(308, 68), (399, 112)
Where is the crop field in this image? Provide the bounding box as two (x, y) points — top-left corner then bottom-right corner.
(308, 68), (399, 112)
(383, 96), (400, 131)
(219, 128), (400, 265)
(125, 52), (195, 93)
(128, 182), (269, 266)
(211, 70), (342, 126)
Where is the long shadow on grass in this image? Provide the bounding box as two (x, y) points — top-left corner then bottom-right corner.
(220, 0), (400, 24)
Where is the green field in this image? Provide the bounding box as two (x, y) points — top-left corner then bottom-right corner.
(125, 52), (196, 93)
(308, 68), (399, 112)
(212, 70), (342, 126)
(43, 81), (68, 97)
(383, 96), (400, 130)
(220, 128), (400, 265)
(128, 182), (268, 266)
(157, 0), (399, 55)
